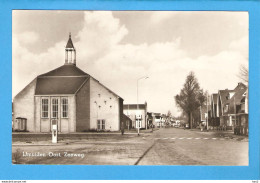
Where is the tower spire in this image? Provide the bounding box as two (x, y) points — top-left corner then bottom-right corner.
(65, 33), (76, 65)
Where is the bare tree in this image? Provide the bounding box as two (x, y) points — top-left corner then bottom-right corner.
(238, 64), (248, 85)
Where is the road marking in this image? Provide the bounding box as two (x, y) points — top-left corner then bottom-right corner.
(154, 137), (229, 141)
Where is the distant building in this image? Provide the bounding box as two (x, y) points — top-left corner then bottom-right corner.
(13, 34), (124, 133)
(123, 102), (147, 129)
(153, 113), (162, 128)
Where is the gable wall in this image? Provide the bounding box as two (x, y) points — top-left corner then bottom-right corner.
(89, 78), (120, 131)
(13, 79), (36, 132)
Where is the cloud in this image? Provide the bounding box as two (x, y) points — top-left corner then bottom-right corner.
(12, 34), (65, 99)
(150, 11), (179, 24)
(13, 11), (248, 116)
(16, 31), (39, 45)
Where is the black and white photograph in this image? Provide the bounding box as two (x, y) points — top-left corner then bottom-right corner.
(12, 10), (248, 165)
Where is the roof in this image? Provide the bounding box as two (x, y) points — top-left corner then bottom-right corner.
(218, 89), (233, 105)
(211, 94), (218, 104)
(35, 64), (122, 98)
(226, 85), (247, 114)
(35, 64), (89, 95)
(123, 104), (147, 110)
(123, 114), (132, 122)
(35, 77), (88, 95)
(66, 34), (75, 49)
(39, 64), (88, 77)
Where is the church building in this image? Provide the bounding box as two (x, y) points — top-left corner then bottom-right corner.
(13, 34), (124, 133)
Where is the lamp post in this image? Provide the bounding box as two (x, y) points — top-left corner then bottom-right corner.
(137, 76), (149, 136)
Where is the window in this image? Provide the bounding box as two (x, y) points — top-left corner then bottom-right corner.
(102, 120), (105, 129)
(52, 98), (59, 118)
(97, 119), (105, 130)
(61, 98), (68, 118)
(41, 98), (49, 118)
(224, 104), (229, 113)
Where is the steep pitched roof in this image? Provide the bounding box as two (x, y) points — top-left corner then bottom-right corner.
(36, 64), (89, 95)
(66, 35), (75, 49)
(35, 64), (122, 99)
(39, 64), (88, 77)
(218, 89), (233, 105)
(35, 77), (88, 95)
(226, 85), (247, 114)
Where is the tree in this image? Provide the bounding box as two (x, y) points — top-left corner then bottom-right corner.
(174, 72), (203, 129)
(237, 64), (248, 85)
(167, 110), (172, 117)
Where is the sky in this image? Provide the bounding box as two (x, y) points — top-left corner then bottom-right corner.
(12, 11), (248, 116)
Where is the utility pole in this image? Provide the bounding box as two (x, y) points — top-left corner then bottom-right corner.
(206, 93), (209, 131)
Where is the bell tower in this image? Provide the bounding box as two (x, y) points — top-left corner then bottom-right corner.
(65, 33), (76, 65)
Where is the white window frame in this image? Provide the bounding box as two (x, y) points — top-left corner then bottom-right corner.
(61, 97), (68, 118)
(41, 98), (49, 118)
(51, 98), (59, 119)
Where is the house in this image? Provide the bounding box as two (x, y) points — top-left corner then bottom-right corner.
(153, 113), (162, 128)
(217, 89), (234, 128)
(234, 88), (248, 135)
(208, 94), (220, 128)
(216, 83), (247, 130)
(211, 94), (218, 118)
(147, 112), (154, 128)
(161, 114), (167, 127)
(123, 102), (148, 129)
(13, 34), (124, 133)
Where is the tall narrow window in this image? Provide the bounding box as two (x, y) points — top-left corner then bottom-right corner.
(41, 98), (49, 118)
(97, 120), (101, 130)
(61, 98), (68, 118)
(52, 98), (58, 118)
(102, 119), (105, 130)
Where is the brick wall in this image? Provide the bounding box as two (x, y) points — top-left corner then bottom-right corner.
(76, 79), (90, 132)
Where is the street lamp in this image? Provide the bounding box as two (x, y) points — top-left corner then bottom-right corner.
(137, 76), (149, 136)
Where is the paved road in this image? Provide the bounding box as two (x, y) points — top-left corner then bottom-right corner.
(137, 128), (248, 165)
(12, 128), (248, 165)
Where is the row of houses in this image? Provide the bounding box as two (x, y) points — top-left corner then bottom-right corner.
(200, 82), (248, 135)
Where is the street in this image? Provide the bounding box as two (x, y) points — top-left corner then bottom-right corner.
(12, 128), (248, 165)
